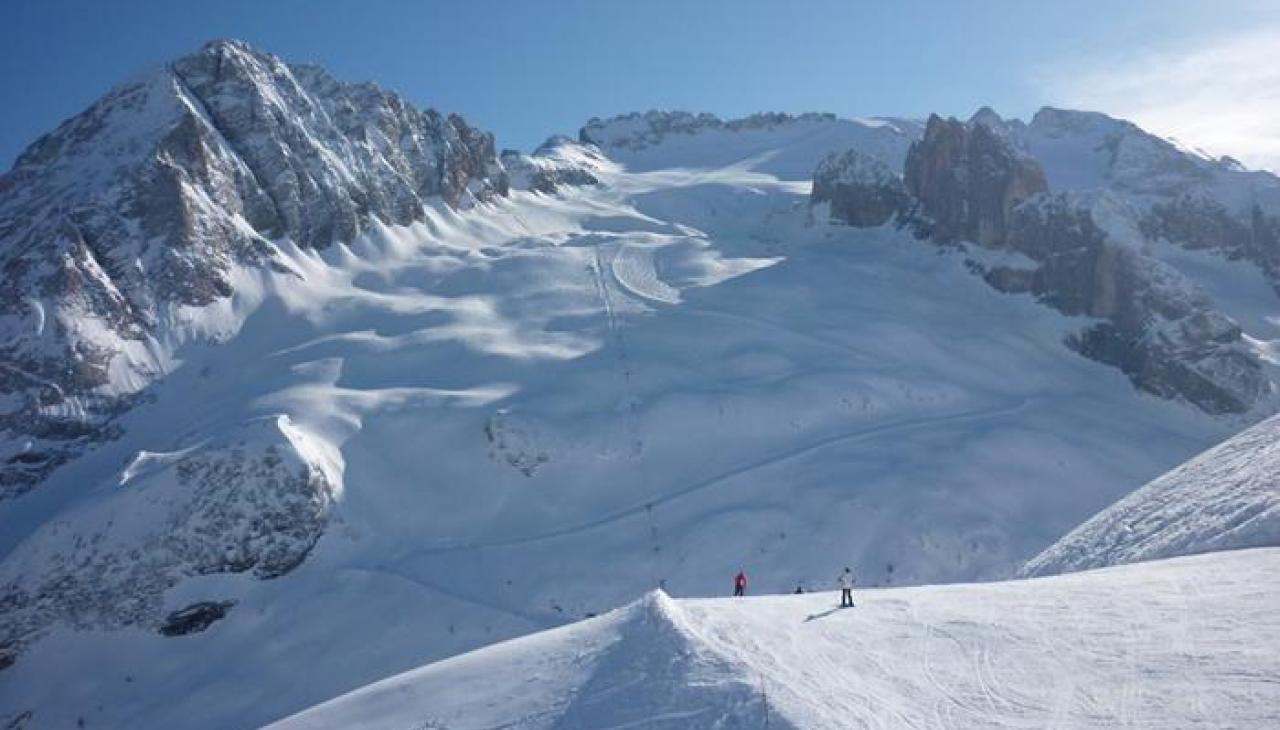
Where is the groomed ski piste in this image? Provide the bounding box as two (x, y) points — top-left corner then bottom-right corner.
(268, 548), (1280, 730)
(1023, 413), (1280, 577)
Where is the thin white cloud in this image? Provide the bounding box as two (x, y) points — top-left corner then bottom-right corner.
(1039, 28), (1280, 172)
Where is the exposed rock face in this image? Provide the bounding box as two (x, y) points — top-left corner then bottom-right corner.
(0, 39), (507, 499)
(899, 115), (1270, 414)
(0, 416), (334, 659)
(904, 114), (1048, 247)
(811, 149), (908, 227)
(501, 136), (604, 194)
(1004, 196), (1267, 414)
(178, 48), (508, 245)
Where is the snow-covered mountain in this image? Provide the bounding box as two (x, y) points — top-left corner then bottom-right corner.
(2, 39), (1279, 730)
(1022, 413), (1280, 577)
(0, 39), (505, 499)
(270, 548), (1280, 730)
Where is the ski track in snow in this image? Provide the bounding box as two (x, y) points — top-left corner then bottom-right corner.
(338, 563), (555, 627)
(607, 241), (682, 306)
(399, 396), (1033, 558)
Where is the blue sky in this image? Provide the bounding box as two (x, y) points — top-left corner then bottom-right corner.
(3, 0), (1279, 170)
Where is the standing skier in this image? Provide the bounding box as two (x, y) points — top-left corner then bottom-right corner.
(734, 569), (747, 597)
(838, 567), (855, 608)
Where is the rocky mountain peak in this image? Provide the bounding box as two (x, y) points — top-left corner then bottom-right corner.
(0, 38), (508, 498)
(1028, 106), (1118, 137)
(968, 105), (1005, 129)
(904, 114), (1049, 247)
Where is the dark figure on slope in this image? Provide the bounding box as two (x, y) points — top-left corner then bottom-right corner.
(838, 567), (855, 608)
(734, 569), (747, 597)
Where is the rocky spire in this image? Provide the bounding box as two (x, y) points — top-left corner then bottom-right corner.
(904, 114), (1048, 247)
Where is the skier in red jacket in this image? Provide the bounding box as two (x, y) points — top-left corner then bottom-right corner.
(734, 569), (747, 597)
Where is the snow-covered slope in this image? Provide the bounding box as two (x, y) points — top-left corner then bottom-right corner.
(1022, 414), (1280, 577)
(269, 548), (1280, 730)
(3, 40), (1280, 730)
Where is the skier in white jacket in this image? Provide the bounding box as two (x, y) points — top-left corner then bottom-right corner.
(838, 567), (855, 608)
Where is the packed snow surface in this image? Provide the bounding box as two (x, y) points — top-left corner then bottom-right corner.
(1023, 414), (1280, 577)
(269, 548), (1280, 730)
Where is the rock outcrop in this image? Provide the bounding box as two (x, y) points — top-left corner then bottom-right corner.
(159, 600), (237, 637)
(1017, 107), (1280, 296)
(904, 114), (1048, 247)
(810, 149), (908, 227)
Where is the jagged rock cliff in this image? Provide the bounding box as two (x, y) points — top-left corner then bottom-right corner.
(1141, 194), (1280, 296)
(904, 114), (1048, 247)
(919, 115), (1271, 414)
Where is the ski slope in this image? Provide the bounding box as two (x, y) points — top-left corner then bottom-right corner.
(1023, 413), (1280, 577)
(268, 548), (1280, 730)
